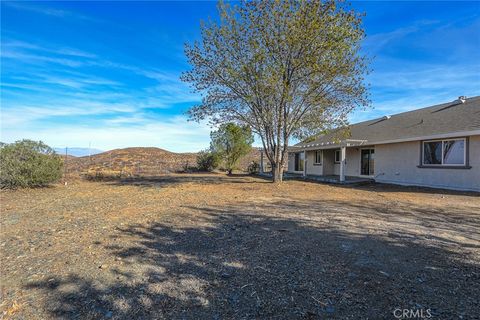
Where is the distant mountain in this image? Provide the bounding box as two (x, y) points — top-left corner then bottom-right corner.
(54, 147), (104, 157)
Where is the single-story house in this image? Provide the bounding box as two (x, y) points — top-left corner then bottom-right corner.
(285, 96), (480, 192)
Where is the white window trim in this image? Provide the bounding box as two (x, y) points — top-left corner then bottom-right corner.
(422, 138), (466, 166)
(334, 150), (340, 163)
(314, 150), (322, 165)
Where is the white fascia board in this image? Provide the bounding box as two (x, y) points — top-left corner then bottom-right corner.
(371, 130), (480, 145)
(289, 130), (480, 152)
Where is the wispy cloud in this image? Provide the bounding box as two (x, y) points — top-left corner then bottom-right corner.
(363, 20), (439, 54)
(1, 114), (212, 152)
(2, 36), (199, 103)
(0, 35), (206, 151)
(368, 64), (480, 91)
(3, 1), (98, 22)
(40, 74), (121, 89)
(351, 62), (480, 123)
(2, 1), (478, 151)
(1, 49), (85, 67)
(3, 40), (97, 58)
(352, 13), (480, 124)
(1, 100), (137, 126)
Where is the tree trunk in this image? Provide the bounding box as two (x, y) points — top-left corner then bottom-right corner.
(272, 162), (283, 183)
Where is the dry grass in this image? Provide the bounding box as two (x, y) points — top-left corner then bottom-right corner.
(0, 300), (23, 319)
(1, 174), (479, 319)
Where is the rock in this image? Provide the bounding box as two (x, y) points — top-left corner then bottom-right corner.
(325, 305), (335, 314)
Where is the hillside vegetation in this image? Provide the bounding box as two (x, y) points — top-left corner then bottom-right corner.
(1, 140), (63, 188)
(64, 147), (261, 179)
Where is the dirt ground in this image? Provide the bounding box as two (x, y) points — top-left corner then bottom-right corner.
(1, 174), (479, 319)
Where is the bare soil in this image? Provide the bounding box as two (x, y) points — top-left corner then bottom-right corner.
(1, 174), (479, 319)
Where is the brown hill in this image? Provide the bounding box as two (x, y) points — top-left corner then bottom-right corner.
(238, 147), (262, 170)
(66, 147), (197, 178)
(65, 147), (262, 179)
(61, 154), (77, 160)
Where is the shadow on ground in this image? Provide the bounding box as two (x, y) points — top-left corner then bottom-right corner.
(108, 173), (480, 197)
(288, 176), (480, 197)
(25, 198), (479, 319)
(105, 173), (271, 188)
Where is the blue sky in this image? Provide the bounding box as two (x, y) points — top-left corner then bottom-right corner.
(1, 1), (479, 152)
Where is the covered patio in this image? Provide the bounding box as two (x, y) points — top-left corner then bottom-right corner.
(258, 139), (373, 183)
(282, 172), (373, 185)
(258, 136), (378, 185)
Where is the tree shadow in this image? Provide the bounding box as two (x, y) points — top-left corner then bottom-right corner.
(263, 199), (480, 249)
(99, 171), (479, 197)
(25, 201), (479, 319)
(300, 178), (480, 197)
(105, 173), (270, 188)
(281, 173), (479, 197)
(353, 182), (480, 197)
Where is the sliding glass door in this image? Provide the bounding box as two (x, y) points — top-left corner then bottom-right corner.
(361, 149), (374, 176)
(294, 152), (304, 171)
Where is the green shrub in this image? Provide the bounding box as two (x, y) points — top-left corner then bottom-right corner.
(83, 168), (131, 181)
(0, 140), (63, 188)
(196, 150), (221, 172)
(181, 161), (198, 173)
(210, 123), (254, 175)
(247, 161), (260, 174)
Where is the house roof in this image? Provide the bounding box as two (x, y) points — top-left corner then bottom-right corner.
(293, 96), (480, 150)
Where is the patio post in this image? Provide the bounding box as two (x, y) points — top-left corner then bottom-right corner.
(339, 146), (346, 182)
(303, 149), (307, 178)
(260, 149), (264, 174)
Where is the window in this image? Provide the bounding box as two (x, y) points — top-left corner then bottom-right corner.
(334, 150), (341, 163)
(422, 138), (466, 166)
(444, 140), (465, 164)
(423, 141), (442, 164)
(314, 150), (322, 164)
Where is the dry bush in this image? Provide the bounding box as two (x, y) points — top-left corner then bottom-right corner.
(0, 140), (63, 189)
(83, 167), (133, 181)
(196, 150), (221, 172)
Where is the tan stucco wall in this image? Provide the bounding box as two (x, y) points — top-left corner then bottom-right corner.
(375, 135), (480, 192)
(305, 151), (323, 175)
(287, 150), (324, 175)
(290, 148), (363, 176)
(345, 148), (362, 176)
(326, 148), (363, 176)
(287, 135), (479, 191)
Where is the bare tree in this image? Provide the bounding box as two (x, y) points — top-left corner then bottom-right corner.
(182, 0), (370, 182)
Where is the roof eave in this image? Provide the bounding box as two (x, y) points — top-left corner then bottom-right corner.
(288, 129), (480, 152)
